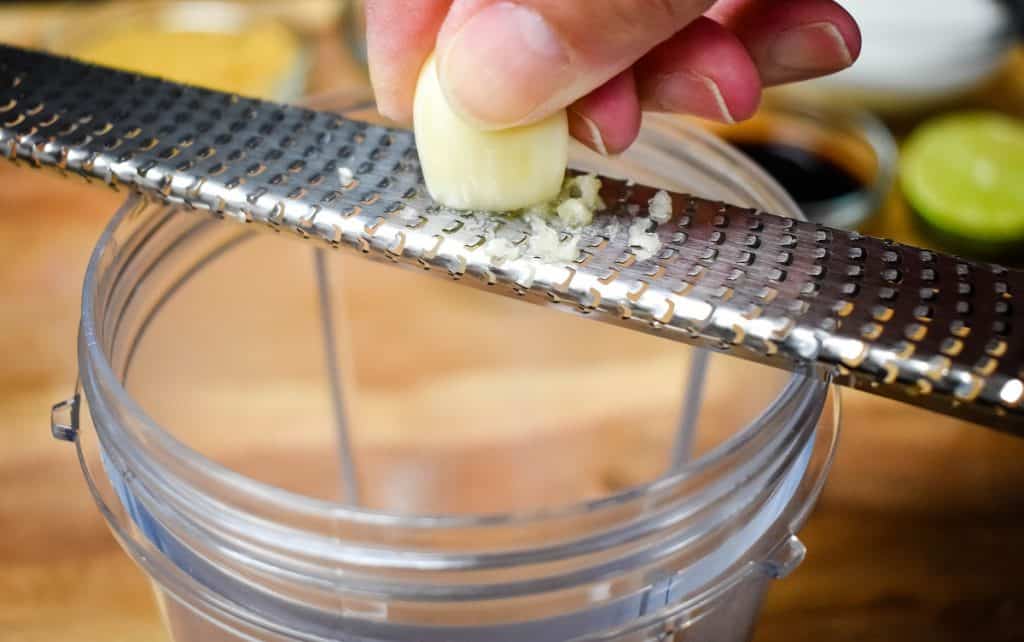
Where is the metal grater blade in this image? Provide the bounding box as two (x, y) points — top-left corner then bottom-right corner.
(2, 44), (1022, 434)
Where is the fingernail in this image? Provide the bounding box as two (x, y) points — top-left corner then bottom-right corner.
(650, 71), (735, 124)
(568, 109), (608, 155)
(768, 22), (853, 74)
(439, 2), (570, 128)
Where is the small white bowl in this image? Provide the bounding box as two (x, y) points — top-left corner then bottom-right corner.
(777, 0), (1017, 114)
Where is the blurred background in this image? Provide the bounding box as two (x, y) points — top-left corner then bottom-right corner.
(1, 1), (1023, 641)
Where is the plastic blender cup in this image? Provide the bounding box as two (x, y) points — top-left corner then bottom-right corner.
(53, 94), (840, 642)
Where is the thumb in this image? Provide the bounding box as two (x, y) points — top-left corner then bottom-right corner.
(435, 0), (714, 129)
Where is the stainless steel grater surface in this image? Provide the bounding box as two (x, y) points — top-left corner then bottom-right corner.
(2, 44), (1022, 434)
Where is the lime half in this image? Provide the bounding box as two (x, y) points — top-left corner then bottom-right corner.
(901, 111), (1024, 245)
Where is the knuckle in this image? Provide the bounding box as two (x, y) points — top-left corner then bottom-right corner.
(646, 0), (708, 22)
(607, 0), (709, 32)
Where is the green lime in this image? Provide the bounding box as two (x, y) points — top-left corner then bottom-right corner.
(901, 111), (1024, 245)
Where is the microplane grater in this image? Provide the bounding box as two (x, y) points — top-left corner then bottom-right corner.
(1, 44), (1022, 434)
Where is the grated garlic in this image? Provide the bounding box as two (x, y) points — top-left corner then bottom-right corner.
(556, 198), (592, 227)
(604, 217), (622, 242)
(483, 238), (522, 263)
(648, 190), (672, 223)
(570, 173), (605, 211)
(628, 218), (662, 262)
(527, 173), (605, 228)
(525, 213), (580, 263)
(501, 174), (604, 263)
(398, 206), (421, 224)
(337, 166), (354, 186)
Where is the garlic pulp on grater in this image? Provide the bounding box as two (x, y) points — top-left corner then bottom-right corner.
(648, 190), (673, 223)
(483, 238), (522, 263)
(337, 166), (354, 186)
(413, 53), (569, 211)
(426, 174), (608, 265)
(628, 218), (662, 262)
(517, 173), (606, 263)
(524, 213), (579, 263)
(554, 173), (605, 227)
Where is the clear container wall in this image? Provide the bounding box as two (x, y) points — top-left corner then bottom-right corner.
(147, 570), (773, 642)
(119, 227), (796, 513)
(73, 104), (834, 642)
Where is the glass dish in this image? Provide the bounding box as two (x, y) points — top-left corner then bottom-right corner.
(702, 100), (898, 231)
(55, 94), (840, 642)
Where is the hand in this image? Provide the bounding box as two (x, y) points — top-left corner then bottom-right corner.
(367, 0), (860, 154)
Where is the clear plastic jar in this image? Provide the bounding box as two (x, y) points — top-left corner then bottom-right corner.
(54, 95), (840, 642)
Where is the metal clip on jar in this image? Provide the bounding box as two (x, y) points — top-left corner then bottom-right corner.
(53, 96), (840, 642)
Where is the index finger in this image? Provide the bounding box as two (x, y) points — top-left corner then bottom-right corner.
(707, 0), (861, 85)
(367, 0), (452, 123)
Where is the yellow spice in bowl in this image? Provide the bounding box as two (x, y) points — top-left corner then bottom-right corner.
(67, 20), (302, 100)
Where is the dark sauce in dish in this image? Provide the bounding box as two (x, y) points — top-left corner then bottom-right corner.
(734, 142), (864, 205)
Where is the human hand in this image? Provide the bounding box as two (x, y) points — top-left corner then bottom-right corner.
(367, 0), (860, 154)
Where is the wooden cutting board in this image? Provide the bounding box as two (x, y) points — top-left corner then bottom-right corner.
(2, 16), (1024, 642)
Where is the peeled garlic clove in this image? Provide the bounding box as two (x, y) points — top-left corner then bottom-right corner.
(413, 53), (568, 211)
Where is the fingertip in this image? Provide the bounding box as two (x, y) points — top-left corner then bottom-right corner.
(568, 69), (641, 155)
(724, 78), (761, 122)
(366, 0), (452, 125)
(379, 102), (414, 126)
(711, 0), (862, 86)
(568, 110), (609, 155)
(371, 71), (415, 124)
(831, 2), (862, 63)
(635, 17), (762, 124)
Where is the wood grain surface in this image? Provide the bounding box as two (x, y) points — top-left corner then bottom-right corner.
(2, 20), (1024, 642)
